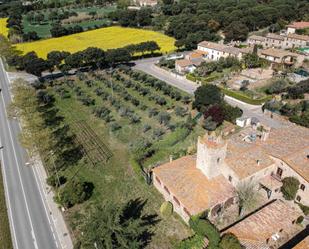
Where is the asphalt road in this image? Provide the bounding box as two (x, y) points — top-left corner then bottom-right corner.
(0, 59), (60, 249)
(134, 58), (284, 128)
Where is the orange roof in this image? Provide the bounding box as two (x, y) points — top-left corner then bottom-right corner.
(225, 124), (309, 181)
(152, 155), (235, 215)
(175, 59), (193, 67)
(226, 200), (302, 245)
(287, 33), (309, 41)
(287, 22), (309, 29)
(293, 237), (309, 249)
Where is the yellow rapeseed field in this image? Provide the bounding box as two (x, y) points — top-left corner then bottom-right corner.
(16, 26), (176, 58)
(0, 18), (8, 37)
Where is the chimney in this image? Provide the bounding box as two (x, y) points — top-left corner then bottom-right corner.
(261, 127), (271, 141)
(257, 159), (260, 166)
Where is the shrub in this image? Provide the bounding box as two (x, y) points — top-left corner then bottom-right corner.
(219, 233), (242, 249)
(58, 180), (94, 208)
(298, 203), (309, 215)
(110, 122), (121, 131)
(281, 177), (300, 200)
(46, 175), (67, 187)
(189, 217), (220, 246)
(296, 216), (304, 224)
(176, 234), (205, 249)
(160, 201), (173, 217)
(142, 124), (151, 133)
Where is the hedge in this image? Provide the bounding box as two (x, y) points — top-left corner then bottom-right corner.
(176, 234), (205, 249)
(189, 217), (220, 246)
(220, 87), (272, 105)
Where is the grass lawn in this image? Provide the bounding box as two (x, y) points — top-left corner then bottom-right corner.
(16, 26), (176, 58)
(0, 164), (13, 249)
(0, 18), (8, 37)
(22, 5), (116, 38)
(44, 70), (202, 247)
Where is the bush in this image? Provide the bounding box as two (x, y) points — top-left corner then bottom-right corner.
(298, 203), (309, 215)
(110, 122), (121, 131)
(281, 177), (300, 200)
(176, 234), (205, 249)
(46, 175), (67, 187)
(219, 233), (242, 249)
(296, 216), (304, 224)
(58, 180), (94, 208)
(160, 201), (173, 217)
(189, 217), (220, 246)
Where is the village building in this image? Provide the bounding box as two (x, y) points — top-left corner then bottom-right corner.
(259, 48), (299, 65)
(197, 41), (248, 61)
(133, 0), (157, 7)
(152, 122), (309, 223)
(248, 32), (309, 49)
(287, 21), (309, 34)
(175, 50), (207, 73)
(225, 199), (303, 249)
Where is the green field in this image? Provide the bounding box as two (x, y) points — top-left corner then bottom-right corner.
(0, 164), (13, 249)
(43, 69), (204, 247)
(22, 5), (116, 38)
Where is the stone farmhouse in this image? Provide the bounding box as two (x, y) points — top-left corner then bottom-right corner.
(152, 122), (309, 223)
(258, 48), (299, 65)
(225, 199), (303, 249)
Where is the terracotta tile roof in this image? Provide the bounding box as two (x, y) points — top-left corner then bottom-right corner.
(287, 33), (309, 41)
(248, 35), (266, 42)
(260, 48), (298, 59)
(225, 124), (309, 181)
(152, 155), (235, 215)
(175, 59), (194, 67)
(293, 236), (309, 249)
(198, 41), (227, 52)
(259, 175), (282, 190)
(226, 200), (302, 244)
(266, 33), (285, 41)
(287, 22), (309, 29)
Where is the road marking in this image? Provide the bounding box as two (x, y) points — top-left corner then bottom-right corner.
(0, 62), (39, 249)
(0, 147), (19, 249)
(1, 59), (62, 249)
(31, 164), (60, 249)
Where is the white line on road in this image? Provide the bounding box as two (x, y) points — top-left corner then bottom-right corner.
(0, 148), (19, 249)
(0, 66), (39, 249)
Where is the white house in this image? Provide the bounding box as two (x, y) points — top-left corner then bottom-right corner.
(197, 41), (247, 61)
(287, 21), (309, 34)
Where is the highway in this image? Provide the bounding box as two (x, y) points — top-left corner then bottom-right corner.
(134, 58), (284, 128)
(0, 59), (60, 249)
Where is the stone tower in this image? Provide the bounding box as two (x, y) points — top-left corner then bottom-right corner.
(196, 132), (227, 179)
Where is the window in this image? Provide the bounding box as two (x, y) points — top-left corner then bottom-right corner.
(183, 207), (191, 216)
(296, 196), (301, 202)
(173, 196), (180, 206)
(164, 186), (170, 195)
(155, 176), (161, 185)
(228, 175), (232, 182)
(276, 167), (283, 178)
(300, 184), (305, 191)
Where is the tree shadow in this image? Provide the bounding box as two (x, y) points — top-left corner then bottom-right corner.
(120, 198), (160, 248)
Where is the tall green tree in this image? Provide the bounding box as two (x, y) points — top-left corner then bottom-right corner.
(79, 199), (158, 249)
